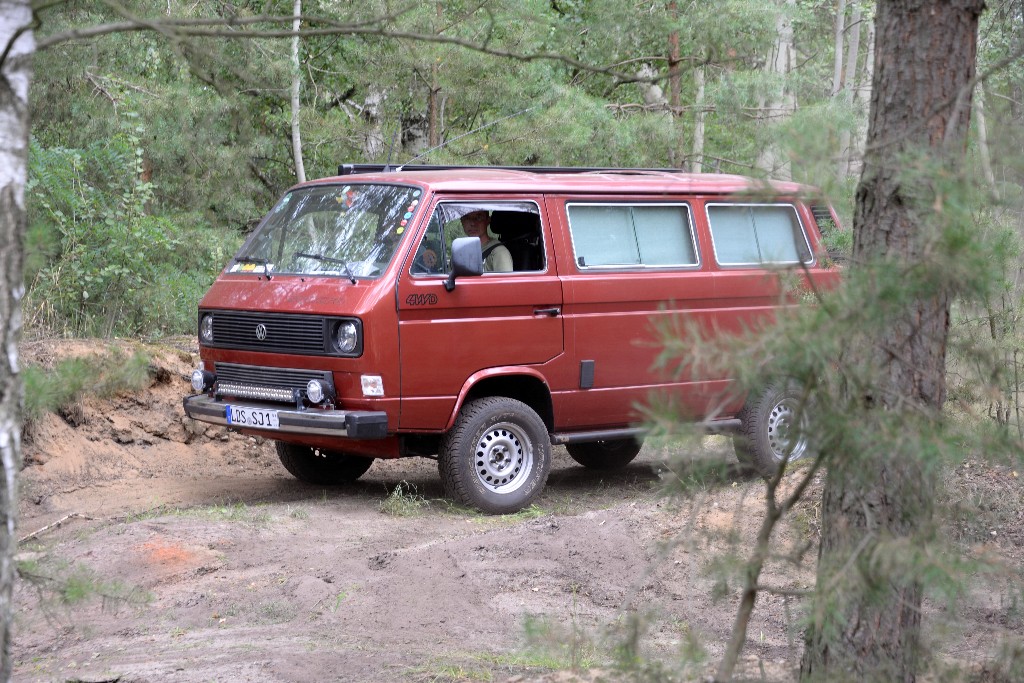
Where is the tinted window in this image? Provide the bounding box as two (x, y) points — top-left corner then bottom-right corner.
(566, 204), (698, 269)
(706, 204), (812, 266)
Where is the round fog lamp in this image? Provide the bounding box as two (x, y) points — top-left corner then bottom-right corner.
(191, 369), (207, 392)
(306, 379), (325, 404)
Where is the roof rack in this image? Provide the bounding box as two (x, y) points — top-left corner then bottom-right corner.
(336, 163), (684, 176)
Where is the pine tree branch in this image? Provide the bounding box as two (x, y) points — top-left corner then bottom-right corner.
(33, 11), (656, 85)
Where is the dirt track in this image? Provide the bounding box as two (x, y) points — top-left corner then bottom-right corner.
(11, 340), (1024, 682)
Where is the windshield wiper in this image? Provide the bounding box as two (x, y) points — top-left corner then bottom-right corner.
(295, 252), (357, 285)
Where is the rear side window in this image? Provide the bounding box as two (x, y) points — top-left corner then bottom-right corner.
(706, 204), (812, 266)
(566, 203), (698, 269)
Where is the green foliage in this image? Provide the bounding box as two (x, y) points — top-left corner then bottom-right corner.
(26, 119), (238, 337)
(22, 350), (152, 423)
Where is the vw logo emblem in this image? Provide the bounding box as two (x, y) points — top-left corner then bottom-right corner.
(255, 323), (268, 341)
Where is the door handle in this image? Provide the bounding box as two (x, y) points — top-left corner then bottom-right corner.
(534, 307), (561, 317)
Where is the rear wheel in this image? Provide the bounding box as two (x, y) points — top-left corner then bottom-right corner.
(276, 442), (374, 485)
(438, 397), (551, 514)
(734, 383), (811, 477)
(566, 437), (643, 470)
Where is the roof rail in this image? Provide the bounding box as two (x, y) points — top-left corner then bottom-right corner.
(336, 163), (683, 176)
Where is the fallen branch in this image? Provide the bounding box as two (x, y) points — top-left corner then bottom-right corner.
(18, 513), (94, 543)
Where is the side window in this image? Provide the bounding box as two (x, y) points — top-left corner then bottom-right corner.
(706, 204), (812, 266)
(566, 203), (698, 269)
(411, 201), (545, 276)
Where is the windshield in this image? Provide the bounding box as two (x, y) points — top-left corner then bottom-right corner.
(230, 183), (423, 278)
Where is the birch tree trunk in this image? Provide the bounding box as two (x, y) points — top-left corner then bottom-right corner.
(831, 0), (847, 96)
(690, 62), (705, 173)
(800, 1), (985, 680)
(847, 20), (874, 178)
(428, 2), (442, 149)
(836, 5), (862, 177)
(974, 84), (998, 197)
(0, 2), (33, 679)
(756, 0), (797, 180)
(668, 0), (681, 168)
(290, 0), (305, 183)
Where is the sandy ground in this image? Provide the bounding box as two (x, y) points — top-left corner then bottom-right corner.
(10, 339), (1024, 682)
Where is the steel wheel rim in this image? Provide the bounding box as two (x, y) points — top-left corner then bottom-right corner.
(767, 398), (808, 463)
(474, 421), (534, 493)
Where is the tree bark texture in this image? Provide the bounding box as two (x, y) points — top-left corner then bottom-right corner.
(0, 3), (33, 679)
(290, 0), (305, 183)
(801, 1), (985, 681)
(756, 0), (797, 180)
(836, 5), (862, 177)
(831, 0), (847, 96)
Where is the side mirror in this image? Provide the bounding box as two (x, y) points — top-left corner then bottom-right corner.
(445, 237), (484, 292)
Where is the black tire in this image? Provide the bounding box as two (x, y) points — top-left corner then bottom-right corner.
(566, 437), (643, 470)
(438, 397), (551, 514)
(734, 383), (811, 478)
(276, 442), (374, 485)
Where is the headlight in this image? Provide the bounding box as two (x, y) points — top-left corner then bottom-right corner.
(199, 314), (214, 344)
(332, 320), (360, 355)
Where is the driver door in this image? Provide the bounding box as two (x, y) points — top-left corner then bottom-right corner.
(396, 198), (565, 429)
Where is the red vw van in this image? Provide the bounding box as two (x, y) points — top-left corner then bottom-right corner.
(183, 165), (841, 513)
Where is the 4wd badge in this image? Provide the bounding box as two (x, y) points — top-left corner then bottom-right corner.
(406, 294), (438, 306)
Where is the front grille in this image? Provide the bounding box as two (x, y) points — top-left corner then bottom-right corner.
(210, 311), (327, 354)
(215, 363), (333, 403)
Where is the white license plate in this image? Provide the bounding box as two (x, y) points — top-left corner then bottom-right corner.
(226, 405), (280, 429)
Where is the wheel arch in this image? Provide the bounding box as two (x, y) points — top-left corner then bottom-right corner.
(446, 368), (554, 433)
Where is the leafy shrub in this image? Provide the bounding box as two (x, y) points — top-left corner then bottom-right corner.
(25, 116), (239, 338)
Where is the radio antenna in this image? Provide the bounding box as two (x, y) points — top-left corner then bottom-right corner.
(383, 123), (402, 172)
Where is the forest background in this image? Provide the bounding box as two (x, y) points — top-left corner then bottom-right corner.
(14, 0), (1024, 680)
(23, 0), (955, 338)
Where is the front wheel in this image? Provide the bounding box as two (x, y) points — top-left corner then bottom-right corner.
(733, 383), (812, 478)
(566, 437), (643, 470)
(276, 442), (374, 485)
(438, 397), (551, 514)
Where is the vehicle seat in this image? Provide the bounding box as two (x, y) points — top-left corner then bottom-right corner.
(490, 211), (543, 271)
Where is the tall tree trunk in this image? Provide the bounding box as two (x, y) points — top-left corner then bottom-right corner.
(847, 20), (875, 179)
(0, 3), (33, 679)
(668, 0), (681, 168)
(836, 5), (862, 177)
(428, 2), (442, 149)
(756, 0), (797, 180)
(831, 0), (847, 96)
(974, 83), (998, 197)
(290, 0), (305, 183)
(800, 1), (985, 681)
(691, 62), (705, 172)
